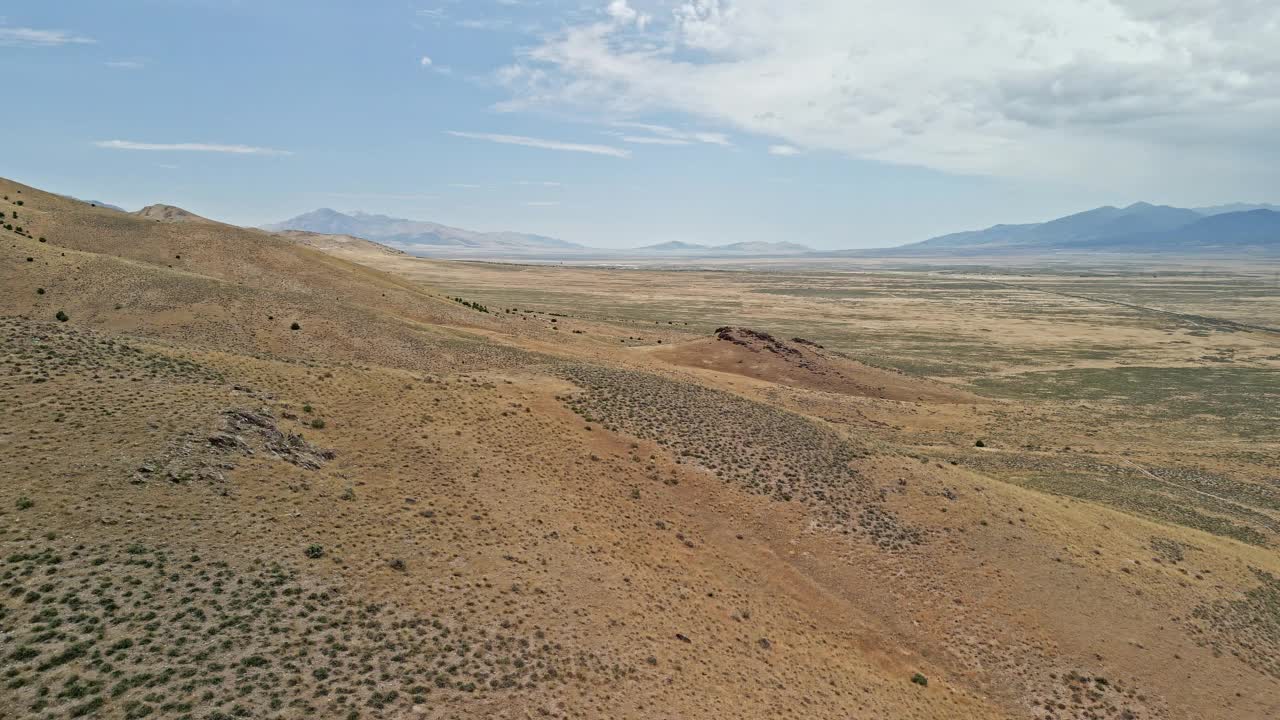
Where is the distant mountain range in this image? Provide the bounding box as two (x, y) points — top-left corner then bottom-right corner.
(265, 209), (583, 254)
(266, 209), (813, 256)
(633, 240), (812, 255)
(842, 202), (1280, 257)
(267, 203), (1277, 259)
(1195, 203), (1280, 216)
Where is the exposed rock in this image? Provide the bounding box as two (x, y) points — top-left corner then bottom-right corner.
(133, 406), (334, 484)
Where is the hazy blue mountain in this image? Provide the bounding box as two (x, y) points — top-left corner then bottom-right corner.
(632, 240), (811, 255)
(904, 202), (1202, 252)
(843, 202), (1278, 257)
(65, 196), (127, 212)
(718, 241), (811, 255)
(265, 209), (584, 253)
(1064, 210), (1280, 252)
(633, 241), (710, 252)
(1194, 203), (1280, 216)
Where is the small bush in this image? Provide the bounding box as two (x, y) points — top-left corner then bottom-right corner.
(974, 439), (986, 448)
(290, 322), (301, 331)
(16, 496), (34, 510)
(304, 544), (324, 559)
(310, 418), (325, 430)
(55, 310), (69, 323)
(911, 673), (928, 687)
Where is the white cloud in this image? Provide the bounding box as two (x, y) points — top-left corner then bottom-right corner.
(612, 121), (731, 146)
(524, 201), (561, 207)
(0, 26), (94, 46)
(419, 54), (453, 75)
(446, 131), (631, 158)
(622, 135), (691, 145)
(458, 18), (513, 31)
(768, 144), (800, 156)
(95, 140), (291, 156)
(606, 1), (650, 29)
(496, 0), (1280, 194)
(449, 183), (483, 189)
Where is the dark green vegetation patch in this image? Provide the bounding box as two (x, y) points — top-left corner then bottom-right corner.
(1191, 569), (1280, 679)
(973, 366), (1280, 441)
(0, 542), (624, 719)
(557, 363), (921, 549)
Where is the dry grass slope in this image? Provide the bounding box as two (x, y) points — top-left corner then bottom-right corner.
(2, 175), (1279, 720)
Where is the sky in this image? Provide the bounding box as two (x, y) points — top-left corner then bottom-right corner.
(5, 0), (1280, 249)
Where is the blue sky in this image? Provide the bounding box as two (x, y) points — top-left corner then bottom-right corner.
(5, 0), (1278, 249)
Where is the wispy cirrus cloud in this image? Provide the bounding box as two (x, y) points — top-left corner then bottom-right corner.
(0, 26), (94, 46)
(620, 135), (690, 146)
(612, 122), (731, 147)
(446, 131), (630, 158)
(95, 140), (292, 156)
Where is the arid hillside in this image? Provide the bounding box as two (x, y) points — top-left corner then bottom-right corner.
(2, 176), (1278, 720)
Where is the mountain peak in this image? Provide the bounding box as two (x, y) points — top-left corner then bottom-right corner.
(265, 209), (583, 254)
(135, 204), (211, 224)
(891, 202), (1274, 256)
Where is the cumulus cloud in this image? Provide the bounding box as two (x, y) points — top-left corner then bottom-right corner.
(606, 1), (650, 30)
(496, 0), (1280, 192)
(95, 140), (291, 155)
(446, 131), (631, 158)
(0, 26), (94, 46)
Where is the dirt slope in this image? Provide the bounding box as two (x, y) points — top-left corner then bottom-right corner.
(275, 229), (408, 258)
(135, 203), (215, 223)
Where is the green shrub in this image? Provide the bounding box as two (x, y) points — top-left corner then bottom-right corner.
(55, 310), (69, 323)
(304, 544), (324, 559)
(15, 496), (33, 510)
